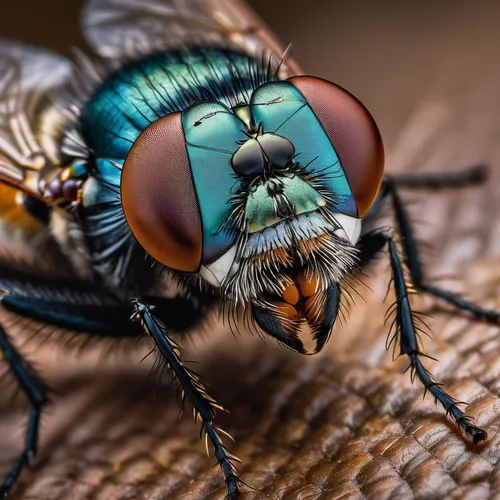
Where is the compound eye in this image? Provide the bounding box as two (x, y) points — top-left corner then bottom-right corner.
(288, 76), (384, 217)
(121, 112), (203, 272)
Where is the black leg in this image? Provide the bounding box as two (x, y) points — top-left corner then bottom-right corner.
(1, 293), (212, 338)
(363, 165), (488, 228)
(0, 260), (213, 336)
(384, 176), (500, 322)
(132, 299), (240, 499)
(1, 294), (141, 337)
(0, 267), (213, 496)
(358, 229), (487, 444)
(0, 286), (138, 497)
(386, 164), (487, 190)
(0, 323), (47, 498)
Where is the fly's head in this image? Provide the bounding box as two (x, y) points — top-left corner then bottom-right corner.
(121, 76), (384, 354)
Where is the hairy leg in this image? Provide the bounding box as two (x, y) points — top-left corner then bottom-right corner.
(132, 299), (240, 499)
(0, 266), (213, 495)
(0, 323), (47, 498)
(357, 229), (487, 443)
(384, 175), (500, 321)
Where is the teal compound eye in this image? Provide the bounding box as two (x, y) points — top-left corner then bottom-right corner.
(181, 101), (249, 265)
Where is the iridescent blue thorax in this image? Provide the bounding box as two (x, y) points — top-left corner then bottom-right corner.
(82, 47), (269, 160)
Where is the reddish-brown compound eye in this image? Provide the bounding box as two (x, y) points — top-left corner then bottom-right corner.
(288, 76), (384, 217)
(121, 112), (203, 272)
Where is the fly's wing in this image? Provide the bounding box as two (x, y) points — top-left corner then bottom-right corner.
(82, 0), (301, 75)
(0, 43), (117, 341)
(0, 40), (71, 205)
(0, 41), (74, 268)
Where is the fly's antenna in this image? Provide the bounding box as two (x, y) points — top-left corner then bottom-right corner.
(274, 43), (294, 79)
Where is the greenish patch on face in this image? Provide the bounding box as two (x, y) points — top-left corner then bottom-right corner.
(245, 174), (326, 233)
(280, 175), (327, 214)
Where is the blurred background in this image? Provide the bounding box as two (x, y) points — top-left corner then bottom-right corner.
(2, 1), (500, 499)
(2, 0), (500, 155)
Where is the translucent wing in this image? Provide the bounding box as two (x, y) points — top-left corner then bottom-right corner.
(82, 0), (301, 75)
(0, 41), (71, 199)
(0, 41), (70, 94)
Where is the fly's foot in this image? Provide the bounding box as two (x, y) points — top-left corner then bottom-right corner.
(466, 424), (488, 445)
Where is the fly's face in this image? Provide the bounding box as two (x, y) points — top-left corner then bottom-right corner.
(121, 76), (384, 354)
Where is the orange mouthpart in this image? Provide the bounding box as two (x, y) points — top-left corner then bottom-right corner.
(275, 272), (320, 320)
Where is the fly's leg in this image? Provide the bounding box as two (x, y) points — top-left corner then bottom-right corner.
(357, 229), (488, 443)
(1, 294), (141, 336)
(132, 299), (240, 500)
(384, 177), (500, 321)
(0, 281), (138, 497)
(0, 267), (213, 495)
(0, 261), (213, 336)
(0, 323), (47, 498)
(362, 165), (488, 233)
(385, 164), (487, 190)
(0, 294), (210, 338)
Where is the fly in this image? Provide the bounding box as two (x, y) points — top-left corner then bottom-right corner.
(0, 1), (496, 498)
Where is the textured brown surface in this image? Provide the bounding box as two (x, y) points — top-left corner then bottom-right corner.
(2, 1), (500, 499)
